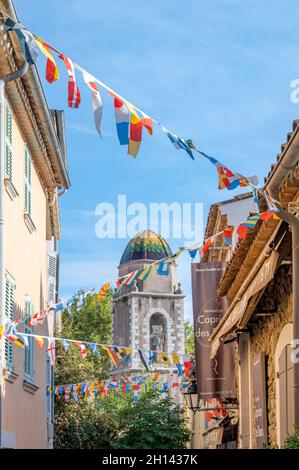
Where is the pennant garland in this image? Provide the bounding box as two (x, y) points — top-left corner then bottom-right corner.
(138, 349), (151, 371)
(3, 17), (39, 65)
(128, 108), (143, 158)
(82, 70), (103, 136)
(157, 262), (170, 276)
(97, 283), (111, 302)
(162, 127), (194, 160)
(101, 345), (119, 366)
(0, 14), (272, 197)
(51, 371), (189, 403)
(35, 37), (59, 83)
(138, 264), (155, 281)
(222, 227), (234, 246)
(253, 188), (261, 213)
(34, 336), (44, 350)
(123, 270), (139, 286)
(113, 96), (130, 145)
(47, 339), (56, 366)
(75, 341), (88, 360)
(60, 55), (81, 108)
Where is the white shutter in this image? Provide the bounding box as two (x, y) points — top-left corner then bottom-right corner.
(5, 275), (15, 369)
(46, 357), (54, 422)
(24, 146), (32, 215)
(48, 252), (57, 305)
(5, 101), (13, 180)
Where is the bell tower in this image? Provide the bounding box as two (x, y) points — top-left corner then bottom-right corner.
(112, 229), (185, 374)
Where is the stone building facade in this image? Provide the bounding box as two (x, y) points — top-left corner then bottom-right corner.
(209, 119), (299, 448)
(112, 229), (185, 374)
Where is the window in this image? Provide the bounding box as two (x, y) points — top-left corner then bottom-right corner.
(46, 357), (54, 423)
(48, 252), (58, 305)
(5, 101), (13, 180)
(24, 146), (32, 215)
(5, 275), (15, 370)
(24, 296), (34, 382)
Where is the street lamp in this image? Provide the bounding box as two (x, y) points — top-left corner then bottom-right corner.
(183, 379), (201, 413)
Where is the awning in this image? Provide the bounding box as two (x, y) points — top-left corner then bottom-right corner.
(210, 250), (279, 358)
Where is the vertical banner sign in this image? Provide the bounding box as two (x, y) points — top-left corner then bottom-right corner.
(252, 353), (268, 448)
(191, 262), (236, 399)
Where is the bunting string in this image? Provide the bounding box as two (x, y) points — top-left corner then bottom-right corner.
(2, 330), (195, 377)
(0, 12), (265, 182)
(0, 191), (282, 340)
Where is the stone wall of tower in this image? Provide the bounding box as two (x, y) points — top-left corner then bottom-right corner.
(112, 291), (185, 359)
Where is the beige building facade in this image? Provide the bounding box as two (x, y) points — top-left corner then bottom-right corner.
(0, 1), (69, 448)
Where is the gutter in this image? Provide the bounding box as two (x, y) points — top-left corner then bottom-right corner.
(0, 59), (29, 448)
(4, 0), (70, 190)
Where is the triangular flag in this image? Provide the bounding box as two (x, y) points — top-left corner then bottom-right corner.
(60, 55), (81, 108)
(34, 336), (44, 350)
(82, 70), (103, 137)
(35, 37), (59, 83)
(97, 283), (111, 302)
(202, 238), (212, 255)
(47, 339), (56, 366)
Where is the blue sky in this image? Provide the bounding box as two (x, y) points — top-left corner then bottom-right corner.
(15, 0), (299, 320)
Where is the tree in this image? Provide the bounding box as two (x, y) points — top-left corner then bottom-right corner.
(283, 427), (299, 449)
(55, 388), (190, 449)
(54, 290), (113, 448)
(103, 388), (190, 449)
(54, 290), (190, 449)
(55, 291), (112, 385)
(184, 320), (195, 355)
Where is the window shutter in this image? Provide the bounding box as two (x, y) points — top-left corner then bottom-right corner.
(286, 344), (295, 436)
(5, 276), (15, 369)
(239, 333), (250, 448)
(24, 146), (32, 215)
(5, 101), (13, 180)
(46, 357), (54, 422)
(24, 297), (35, 381)
(48, 252), (57, 305)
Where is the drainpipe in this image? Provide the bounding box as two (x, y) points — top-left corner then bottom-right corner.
(0, 59), (29, 448)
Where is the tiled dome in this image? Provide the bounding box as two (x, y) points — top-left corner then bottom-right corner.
(120, 230), (172, 265)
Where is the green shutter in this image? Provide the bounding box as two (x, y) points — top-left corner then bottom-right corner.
(24, 147), (32, 215)
(5, 102), (13, 180)
(24, 297), (35, 382)
(5, 276), (15, 370)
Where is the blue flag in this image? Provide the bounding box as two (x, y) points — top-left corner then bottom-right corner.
(163, 127), (194, 160)
(157, 262), (170, 276)
(4, 18), (38, 65)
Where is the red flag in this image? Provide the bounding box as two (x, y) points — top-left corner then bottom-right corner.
(184, 361), (193, 377)
(35, 38), (59, 83)
(259, 210), (275, 221)
(201, 238), (212, 255)
(60, 55), (81, 108)
(237, 224), (249, 239)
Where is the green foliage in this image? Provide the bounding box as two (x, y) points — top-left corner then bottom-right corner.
(283, 426), (299, 449)
(184, 320), (194, 355)
(54, 291), (190, 449)
(55, 388), (190, 449)
(54, 291), (113, 448)
(55, 291), (112, 385)
(103, 388), (190, 449)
